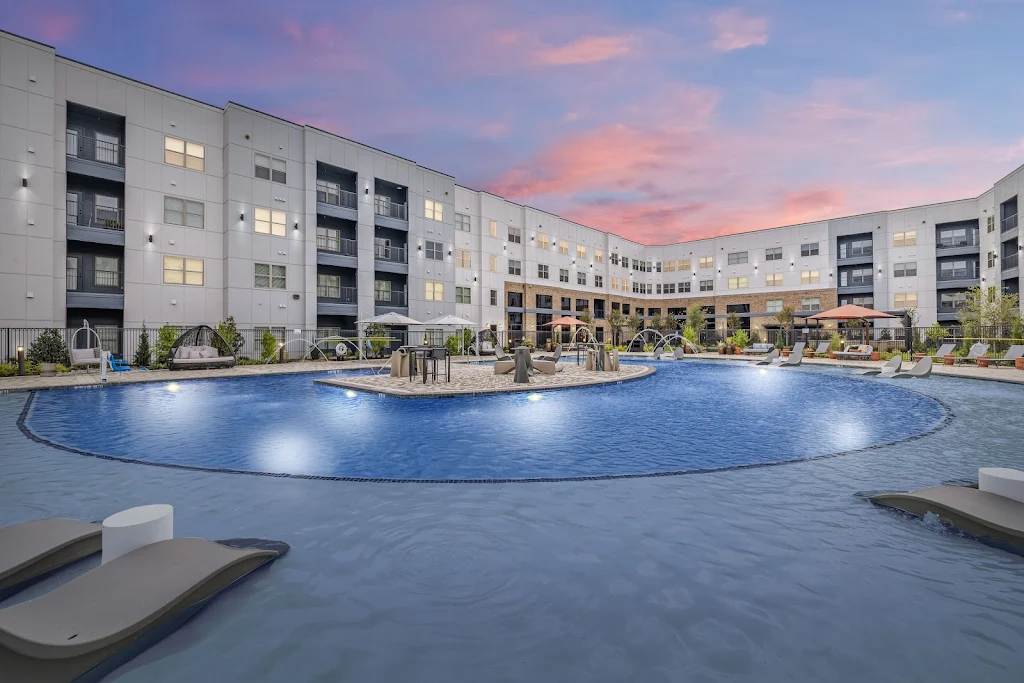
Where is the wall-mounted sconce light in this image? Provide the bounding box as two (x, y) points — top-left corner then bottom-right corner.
(22, 178), (27, 187)
(239, 213), (244, 221)
(417, 245), (422, 251)
(294, 222), (299, 230)
(790, 260), (794, 266)
(448, 249), (452, 256)
(365, 188), (369, 195)
(473, 275), (478, 282)
(148, 235), (153, 243)
(878, 268), (883, 274)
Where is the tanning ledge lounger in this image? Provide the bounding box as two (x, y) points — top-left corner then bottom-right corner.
(0, 519), (102, 602)
(0, 536), (289, 683)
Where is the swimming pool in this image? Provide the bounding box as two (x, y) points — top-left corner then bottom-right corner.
(23, 362), (947, 481)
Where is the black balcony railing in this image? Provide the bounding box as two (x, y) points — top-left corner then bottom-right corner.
(316, 181), (358, 209)
(375, 289), (408, 306)
(66, 199), (124, 231)
(374, 196), (408, 220)
(316, 233), (357, 256)
(936, 234), (980, 249)
(316, 285), (357, 303)
(1002, 253), (1019, 270)
(937, 266), (978, 280)
(66, 266), (123, 293)
(1002, 214), (1018, 232)
(839, 245), (873, 259)
(66, 130), (124, 167)
(939, 300), (968, 311)
(374, 244), (407, 263)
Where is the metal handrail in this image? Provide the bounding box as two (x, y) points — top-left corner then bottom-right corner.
(66, 199), (124, 230)
(66, 130), (124, 167)
(1002, 214), (1018, 232)
(374, 244), (407, 263)
(1002, 253), (1019, 270)
(937, 266), (978, 280)
(316, 182), (358, 209)
(374, 196), (408, 220)
(936, 235), (979, 248)
(316, 285), (357, 303)
(316, 233), (357, 256)
(66, 267), (124, 292)
(375, 290), (408, 306)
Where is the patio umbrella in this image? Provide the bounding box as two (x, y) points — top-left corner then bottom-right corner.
(542, 315), (593, 345)
(422, 315), (477, 354)
(356, 312), (424, 362)
(807, 304), (896, 345)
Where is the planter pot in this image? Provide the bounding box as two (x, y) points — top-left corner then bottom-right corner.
(829, 351), (836, 359)
(870, 352), (880, 362)
(943, 354), (955, 366)
(718, 347), (726, 355)
(978, 356), (990, 368)
(804, 350), (814, 358)
(1016, 357), (1024, 370)
(40, 362), (56, 377)
(782, 349), (792, 358)
(913, 353), (926, 362)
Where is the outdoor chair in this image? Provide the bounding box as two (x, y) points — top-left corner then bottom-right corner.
(741, 343), (775, 355)
(533, 359), (559, 374)
(928, 343), (956, 362)
(890, 356), (933, 379)
(0, 518), (102, 601)
(780, 341), (806, 366)
(494, 357), (515, 375)
(990, 345), (1024, 367)
(751, 349), (779, 366)
(813, 341), (831, 356)
(69, 347), (102, 371)
(834, 345), (872, 361)
(856, 355), (902, 376)
(428, 347), (449, 382)
(537, 344), (562, 362)
(955, 342), (990, 365)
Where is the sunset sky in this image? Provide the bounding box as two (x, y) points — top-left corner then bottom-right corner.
(8, 0), (1024, 244)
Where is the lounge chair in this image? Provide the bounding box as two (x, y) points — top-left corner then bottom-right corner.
(955, 342), (990, 365)
(537, 344), (562, 362)
(673, 347), (686, 359)
(813, 341), (831, 357)
(108, 355), (131, 372)
(494, 357), (515, 374)
(889, 355), (932, 379)
(779, 341), (806, 366)
(741, 343), (775, 355)
(928, 343), (956, 362)
(751, 349), (779, 366)
(856, 355), (902, 376)
(0, 519), (102, 602)
(0, 537), (287, 683)
(834, 345), (873, 361)
(989, 345), (1024, 367)
(533, 359), (558, 374)
(474, 341), (496, 356)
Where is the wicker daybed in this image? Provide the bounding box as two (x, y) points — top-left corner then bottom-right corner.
(167, 325), (236, 370)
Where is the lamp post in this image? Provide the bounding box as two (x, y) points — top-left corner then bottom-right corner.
(16, 345), (25, 376)
(277, 342), (285, 364)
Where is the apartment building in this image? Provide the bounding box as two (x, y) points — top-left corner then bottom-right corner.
(1, 29), (1022, 350)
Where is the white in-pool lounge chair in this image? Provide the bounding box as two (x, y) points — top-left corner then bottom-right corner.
(751, 349), (779, 366)
(779, 342), (805, 366)
(855, 355), (902, 375)
(0, 519), (102, 602)
(889, 356), (933, 379)
(0, 536), (288, 683)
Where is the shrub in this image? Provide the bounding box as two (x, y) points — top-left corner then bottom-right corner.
(217, 316), (244, 357)
(445, 334), (462, 356)
(924, 322), (945, 352)
(260, 330), (278, 361)
(365, 323), (388, 358)
(830, 332), (843, 351)
(0, 363), (15, 377)
(134, 323), (152, 367)
(730, 330), (750, 351)
(27, 329), (69, 365)
(156, 324), (179, 364)
(56, 363), (71, 373)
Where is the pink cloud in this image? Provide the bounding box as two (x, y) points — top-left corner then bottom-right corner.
(37, 11), (78, 42)
(533, 35), (634, 66)
(710, 8), (769, 52)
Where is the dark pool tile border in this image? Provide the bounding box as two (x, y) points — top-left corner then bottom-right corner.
(15, 389), (955, 485)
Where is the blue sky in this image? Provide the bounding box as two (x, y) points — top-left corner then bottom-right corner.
(6, 0), (1024, 242)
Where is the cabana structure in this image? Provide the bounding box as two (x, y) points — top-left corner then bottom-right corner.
(167, 325), (236, 370)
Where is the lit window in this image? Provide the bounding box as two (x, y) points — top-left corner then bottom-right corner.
(489, 255), (497, 271)
(165, 136), (204, 171)
(699, 256), (713, 268)
(455, 213), (471, 232)
(537, 233), (549, 249)
(425, 281), (444, 300)
(611, 277), (620, 290)
(663, 260), (676, 272)
(894, 292), (918, 308)
(594, 249), (603, 263)
(894, 230), (917, 247)
(163, 256), (203, 285)
(766, 273), (783, 286)
(456, 286), (471, 304)
(489, 220), (497, 237)
(559, 241), (569, 255)
(766, 299), (783, 313)
(455, 249), (471, 268)
(254, 263), (286, 289)
(801, 270), (820, 284)
(425, 199), (443, 221)
(577, 245), (587, 259)
(254, 207), (287, 236)
(679, 259), (691, 271)
(728, 276), (748, 289)
(164, 136), (184, 166)
(163, 196), (204, 228)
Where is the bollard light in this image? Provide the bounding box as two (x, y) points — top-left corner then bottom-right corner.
(278, 342), (285, 364)
(16, 345), (25, 376)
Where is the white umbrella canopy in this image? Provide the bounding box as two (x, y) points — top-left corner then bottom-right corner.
(357, 312), (423, 326)
(422, 315), (477, 327)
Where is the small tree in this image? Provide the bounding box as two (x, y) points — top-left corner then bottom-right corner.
(649, 312), (664, 335)
(626, 311), (643, 345)
(726, 312), (742, 336)
(686, 306), (706, 337)
(134, 322), (151, 367)
(261, 330), (278, 361)
(156, 324), (179, 364)
(28, 329), (69, 365)
(606, 308), (626, 346)
(924, 322), (945, 352)
(366, 322), (388, 358)
(578, 309), (594, 342)
(217, 316), (244, 357)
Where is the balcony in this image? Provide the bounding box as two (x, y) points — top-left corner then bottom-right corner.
(374, 195), (408, 230)
(315, 285), (357, 317)
(316, 180), (358, 221)
(315, 231), (357, 269)
(66, 129), (125, 182)
(836, 245), (873, 266)
(1002, 214), (1018, 233)
(316, 233), (357, 256)
(374, 289), (408, 313)
(373, 242), (408, 275)
(66, 264), (124, 309)
(936, 232), (981, 257)
(936, 265), (980, 289)
(1002, 253), (1019, 270)
(66, 198), (125, 246)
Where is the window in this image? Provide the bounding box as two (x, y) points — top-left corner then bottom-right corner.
(508, 226), (522, 243)
(699, 256), (713, 268)
(317, 273), (340, 299)
(92, 256), (119, 287)
(700, 279), (714, 292)
(577, 272), (587, 285)
(766, 273), (783, 287)
(893, 262), (917, 277)
(800, 242), (819, 257)
(988, 215), (996, 233)
(162, 256), (203, 285)
(766, 299), (783, 313)
(455, 249), (471, 268)
(728, 276), (748, 290)
(765, 247), (782, 261)
(456, 286), (471, 304)
(663, 260), (676, 273)
(559, 268), (569, 283)
(254, 263), (286, 289)
(424, 240), (443, 261)
(425, 281), (444, 300)
(839, 239), (873, 259)
(254, 207), (286, 236)
(594, 249), (603, 264)
(656, 284), (662, 294)
(893, 230), (917, 247)
(508, 259), (522, 275)
(622, 304), (630, 314)
(163, 196), (204, 228)
(679, 281), (691, 293)
(507, 292), (523, 307)
(424, 199), (443, 221)
(679, 259), (691, 271)
(455, 213), (470, 232)
(656, 262), (663, 273)
(489, 220), (497, 237)
(610, 253), (620, 265)
(490, 289), (498, 306)
(841, 296), (874, 307)
(800, 298), (821, 312)
(255, 154), (286, 183)
(988, 251), (997, 269)
(727, 251), (748, 265)
(561, 297), (572, 310)
(538, 264), (549, 279)
(801, 270), (820, 284)
(537, 233), (549, 249)
(940, 291), (966, 310)
(840, 268), (872, 286)
(576, 299), (589, 312)
(535, 294), (553, 309)
(940, 260), (972, 279)
(489, 255), (497, 271)
(375, 280), (392, 302)
(559, 240), (569, 255)
(575, 244), (587, 259)
(894, 292), (918, 308)
(164, 136), (204, 171)
(664, 283), (675, 294)
(595, 275), (603, 288)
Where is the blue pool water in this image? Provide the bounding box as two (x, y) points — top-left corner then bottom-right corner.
(25, 362), (946, 481)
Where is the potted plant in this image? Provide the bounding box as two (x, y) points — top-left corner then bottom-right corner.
(978, 355), (990, 368)
(829, 332), (842, 359)
(1016, 357), (1024, 370)
(28, 328), (69, 377)
(717, 341), (726, 355)
(870, 350), (881, 361)
(943, 353), (955, 366)
(731, 330), (749, 356)
(782, 347), (792, 358)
